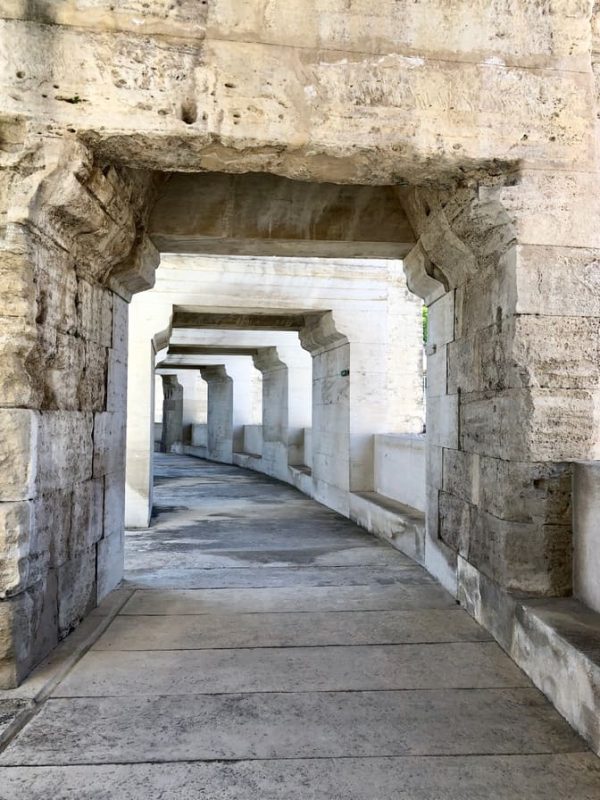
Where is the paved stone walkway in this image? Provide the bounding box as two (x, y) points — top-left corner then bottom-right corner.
(2, 453), (600, 798)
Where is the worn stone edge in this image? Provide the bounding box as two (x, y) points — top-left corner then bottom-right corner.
(0, 587), (134, 753)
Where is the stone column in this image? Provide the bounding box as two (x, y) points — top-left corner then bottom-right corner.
(200, 366), (234, 463)
(0, 136), (158, 687)
(400, 172), (599, 599)
(280, 345), (312, 469)
(160, 375), (183, 453)
(252, 348), (288, 479)
(299, 302), (422, 514)
(300, 314), (351, 514)
(125, 302), (172, 528)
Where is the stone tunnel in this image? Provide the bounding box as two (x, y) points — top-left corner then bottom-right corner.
(1, 1), (600, 796)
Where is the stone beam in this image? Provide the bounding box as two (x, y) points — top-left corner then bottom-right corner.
(168, 345), (261, 358)
(150, 173), (415, 258)
(172, 310), (309, 331)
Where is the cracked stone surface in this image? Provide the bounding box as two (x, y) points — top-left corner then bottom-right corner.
(1, 454), (599, 798)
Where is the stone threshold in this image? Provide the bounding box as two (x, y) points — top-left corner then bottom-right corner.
(458, 558), (600, 757)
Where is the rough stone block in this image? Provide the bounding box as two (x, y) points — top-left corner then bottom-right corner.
(442, 449), (480, 506)
(454, 267), (515, 339)
(512, 245), (600, 318)
(57, 547), (97, 637)
(79, 341), (108, 411)
(0, 316), (38, 407)
(450, 316), (600, 395)
(77, 279), (113, 347)
(106, 348), (127, 412)
(0, 248), (35, 320)
(467, 508), (572, 595)
(478, 458), (572, 526)
(34, 249), (78, 335)
(93, 412), (126, 476)
(498, 171), (600, 250)
(36, 412), (94, 491)
(438, 491), (472, 556)
(460, 389), (598, 461)
(511, 316), (600, 390)
(0, 500), (52, 598)
(0, 409), (37, 500)
(0, 571), (58, 689)
(427, 291), (454, 347)
(111, 294), (129, 356)
(426, 394), (458, 449)
(34, 487), (72, 568)
(70, 478), (104, 554)
(104, 470), (126, 539)
(33, 327), (84, 410)
(97, 530), (124, 602)
(426, 346), (447, 398)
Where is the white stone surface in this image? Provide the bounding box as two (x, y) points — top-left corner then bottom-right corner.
(374, 433), (426, 512)
(243, 425), (263, 457)
(573, 463), (600, 614)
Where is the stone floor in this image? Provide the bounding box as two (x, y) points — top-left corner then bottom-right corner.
(1, 453), (600, 798)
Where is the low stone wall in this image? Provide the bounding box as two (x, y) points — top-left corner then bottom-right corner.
(374, 433), (426, 512)
(242, 425), (263, 457)
(190, 424), (208, 449)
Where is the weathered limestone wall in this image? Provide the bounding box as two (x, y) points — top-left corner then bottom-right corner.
(0, 135), (158, 687)
(0, 2), (593, 184)
(401, 176), (595, 599)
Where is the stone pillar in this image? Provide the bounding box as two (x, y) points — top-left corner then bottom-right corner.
(280, 345), (312, 468)
(300, 314), (351, 514)
(160, 375), (183, 453)
(155, 370), (207, 445)
(400, 172), (597, 599)
(252, 348), (290, 479)
(200, 366), (234, 463)
(300, 302), (422, 514)
(0, 136), (158, 687)
(125, 302), (171, 528)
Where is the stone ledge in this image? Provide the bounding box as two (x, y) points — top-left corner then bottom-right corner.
(232, 453), (262, 471)
(182, 445), (207, 460)
(349, 492), (425, 565)
(458, 557), (600, 756)
(289, 465), (312, 477)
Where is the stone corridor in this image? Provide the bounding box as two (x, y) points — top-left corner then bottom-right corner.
(1, 453), (600, 797)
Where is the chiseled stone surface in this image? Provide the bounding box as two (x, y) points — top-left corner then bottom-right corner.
(0, 688), (586, 766)
(0, 455), (598, 798)
(93, 608), (490, 651)
(55, 641), (526, 697)
(2, 755), (600, 800)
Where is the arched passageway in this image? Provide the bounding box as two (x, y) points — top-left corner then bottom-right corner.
(1, 452), (598, 797)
